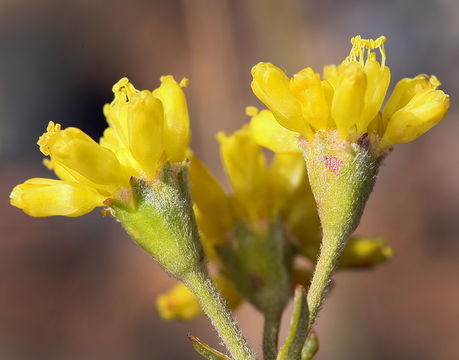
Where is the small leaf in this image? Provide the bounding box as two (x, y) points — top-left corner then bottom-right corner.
(188, 334), (231, 360)
(277, 285), (309, 360)
(301, 331), (319, 360)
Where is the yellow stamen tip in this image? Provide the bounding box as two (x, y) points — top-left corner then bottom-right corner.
(429, 75), (441, 89)
(112, 77), (137, 103)
(179, 78), (189, 88)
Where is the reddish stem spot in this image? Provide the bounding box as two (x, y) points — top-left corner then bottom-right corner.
(324, 155), (343, 175)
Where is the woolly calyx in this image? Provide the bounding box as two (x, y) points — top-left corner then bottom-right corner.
(300, 130), (383, 330)
(108, 161), (205, 280)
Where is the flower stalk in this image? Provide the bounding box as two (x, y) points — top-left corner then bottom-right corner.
(184, 270), (256, 360)
(263, 311), (282, 360)
(300, 131), (381, 330)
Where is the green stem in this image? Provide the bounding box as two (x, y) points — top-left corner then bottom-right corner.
(306, 231), (344, 331)
(184, 270), (256, 360)
(263, 312), (281, 360)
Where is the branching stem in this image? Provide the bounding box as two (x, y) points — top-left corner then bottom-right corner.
(184, 270), (256, 360)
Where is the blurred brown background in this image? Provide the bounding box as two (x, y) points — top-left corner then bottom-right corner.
(1, 0), (458, 359)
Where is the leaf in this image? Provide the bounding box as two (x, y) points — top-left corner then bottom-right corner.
(188, 334), (231, 360)
(276, 285), (309, 360)
(301, 331), (319, 360)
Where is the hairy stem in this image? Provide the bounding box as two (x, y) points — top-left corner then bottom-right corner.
(263, 311), (281, 360)
(184, 270), (256, 360)
(306, 231), (344, 331)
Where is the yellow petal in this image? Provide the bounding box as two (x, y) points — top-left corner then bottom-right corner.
(188, 154), (234, 230)
(381, 89), (449, 147)
(290, 68), (329, 130)
(103, 77), (139, 147)
(99, 126), (124, 154)
(10, 178), (104, 217)
(269, 153), (306, 213)
(331, 62), (367, 138)
(382, 74), (439, 123)
(249, 109), (301, 154)
(43, 158), (76, 182)
(321, 80), (335, 128)
(367, 113), (385, 137)
(153, 75), (190, 162)
(251, 62), (313, 138)
(357, 58), (390, 133)
(156, 282), (202, 321)
(39, 124), (128, 186)
(323, 65), (339, 89)
(214, 275), (242, 311)
(128, 91), (164, 176)
(194, 207), (226, 261)
(217, 126), (268, 222)
(282, 183), (320, 246)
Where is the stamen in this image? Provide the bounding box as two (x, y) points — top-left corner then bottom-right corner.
(346, 35), (387, 68)
(112, 77), (138, 104)
(37, 121), (62, 156)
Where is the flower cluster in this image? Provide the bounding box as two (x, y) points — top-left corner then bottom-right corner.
(251, 36), (449, 152)
(8, 34), (451, 360)
(10, 76), (190, 217)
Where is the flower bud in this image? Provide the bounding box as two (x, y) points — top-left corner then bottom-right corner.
(381, 74), (439, 123)
(153, 76), (190, 162)
(251, 62), (312, 138)
(381, 89), (449, 147)
(10, 178), (104, 217)
(128, 91), (164, 176)
(331, 62), (367, 138)
(339, 236), (393, 268)
(300, 236), (393, 269)
(290, 68), (329, 130)
(357, 55), (390, 133)
(217, 126), (269, 222)
(38, 122), (128, 186)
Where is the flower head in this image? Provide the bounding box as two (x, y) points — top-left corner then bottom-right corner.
(251, 36), (449, 151)
(11, 76), (190, 217)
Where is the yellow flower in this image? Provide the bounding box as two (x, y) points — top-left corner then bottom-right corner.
(251, 35), (449, 149)
(10, 77), (190, 217)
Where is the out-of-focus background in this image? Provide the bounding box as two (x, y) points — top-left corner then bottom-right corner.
(1, 0), (458, 359)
